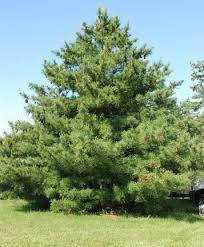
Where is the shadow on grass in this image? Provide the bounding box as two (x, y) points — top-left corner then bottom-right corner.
(14, 198), (203, 223)
(166, 212), (202, 223)
(158, 199), (203, 223)
(15, 201), (50, 213)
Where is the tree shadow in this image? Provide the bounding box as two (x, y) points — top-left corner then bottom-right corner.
(14, 198), (204, 223)
(15, 201), (50, 213)
(158, 199), (203, 223)
(165, 212), (202, 223)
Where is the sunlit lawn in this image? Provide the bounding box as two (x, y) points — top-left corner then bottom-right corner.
(0, 199), (204, 247)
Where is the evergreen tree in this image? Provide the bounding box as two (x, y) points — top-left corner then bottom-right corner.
(191, 60), (204, 109)
(188, 61), (204, 179)
(0, 8), (202, 213)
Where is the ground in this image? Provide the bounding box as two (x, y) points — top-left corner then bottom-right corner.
(0, 200), (204, 247)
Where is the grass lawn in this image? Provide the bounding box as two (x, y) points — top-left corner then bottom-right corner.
(0, 200), (204, 247)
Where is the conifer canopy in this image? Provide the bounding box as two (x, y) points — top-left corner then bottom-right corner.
(0, 8), (203, 213)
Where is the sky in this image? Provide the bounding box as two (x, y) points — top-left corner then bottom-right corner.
(0, 0), (204, 135)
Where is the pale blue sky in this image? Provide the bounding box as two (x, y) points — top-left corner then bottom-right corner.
(0, 0), (204, 135)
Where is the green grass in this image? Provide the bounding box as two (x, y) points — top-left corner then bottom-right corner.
(0, 199), (204, 247)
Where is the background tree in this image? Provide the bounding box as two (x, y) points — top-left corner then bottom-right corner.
(187, 61), (204, 183)
(191, 60), (204, 110)
(0, 8), (203, 213)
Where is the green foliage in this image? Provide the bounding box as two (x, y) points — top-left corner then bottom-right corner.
(191, 60), (204, 109)
(0, 8), (203, 214)
(51, 199), (81, 213)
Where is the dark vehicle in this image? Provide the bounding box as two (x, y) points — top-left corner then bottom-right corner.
(192, 179), (204, 216)
(170, 178), (204, 216)
(192, 179), (204, 205)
